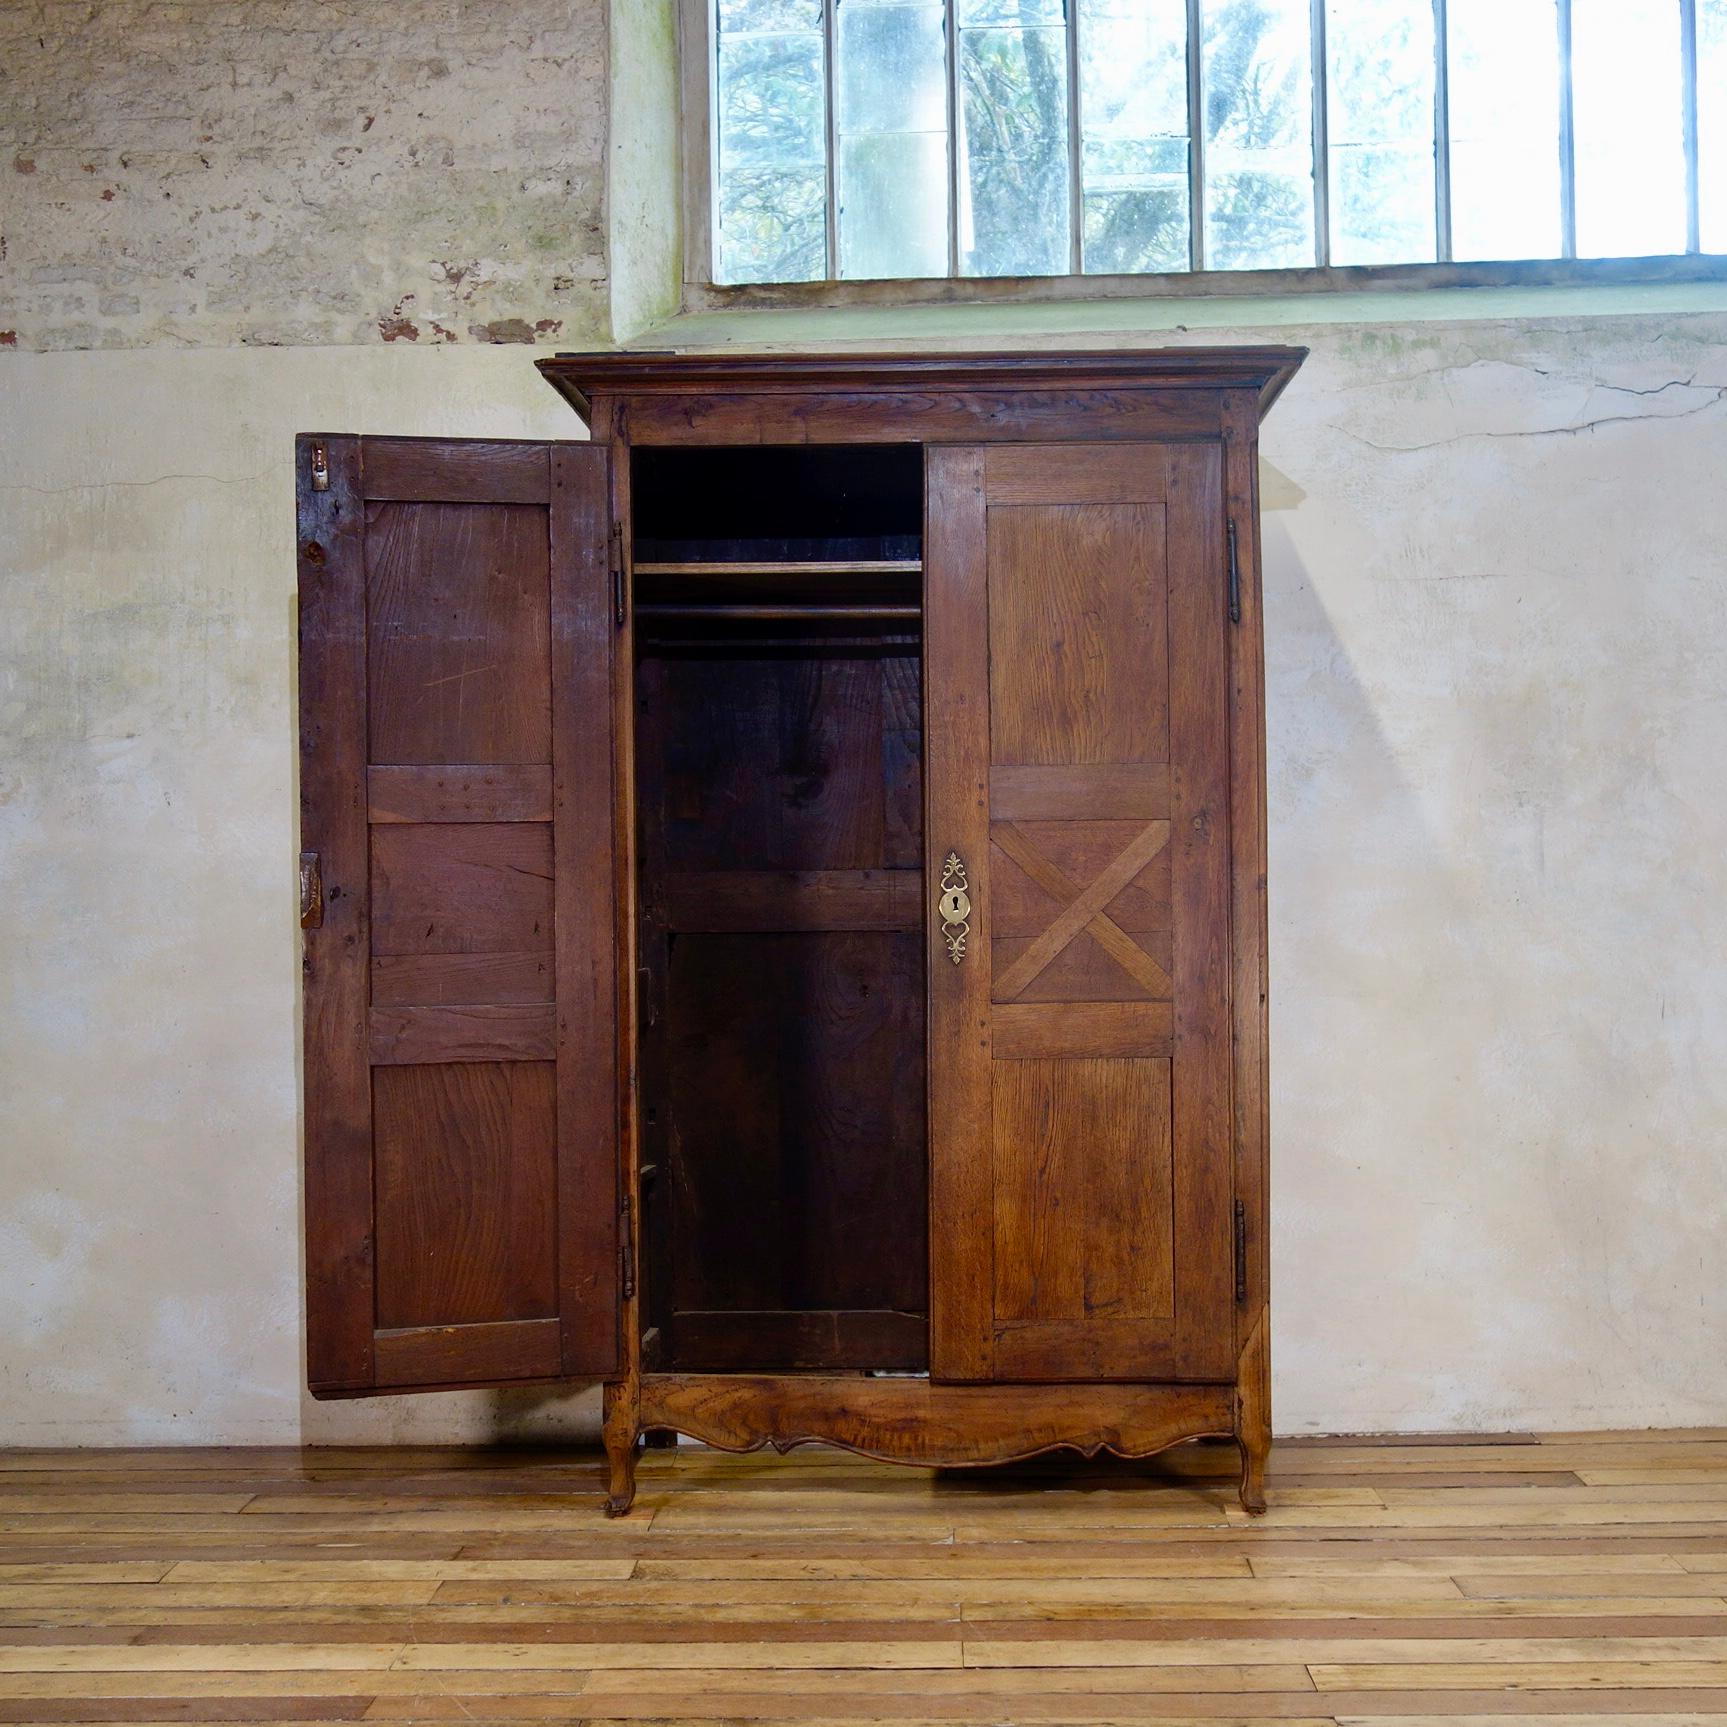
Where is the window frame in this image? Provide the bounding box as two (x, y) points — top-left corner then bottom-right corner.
(681, 0), (1727, 305)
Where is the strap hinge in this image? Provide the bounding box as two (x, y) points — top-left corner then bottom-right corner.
(619, 1193), (635, 1300)
(1227, 518), (1242, 625)
(610, 522), (627, 628)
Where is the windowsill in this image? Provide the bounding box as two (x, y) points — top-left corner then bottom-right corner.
(634, 254), (1727, 349)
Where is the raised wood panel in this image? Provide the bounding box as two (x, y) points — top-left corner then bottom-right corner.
(369, 823), (553, 957)
(991, 1057), (1174, 1328)
(365, 501), (551, 766)
(371, 1061), (558, 1331)
(367, 1003), (557, 1065)
(368, 764), (552, 824)
(986, 503), (1168, 767)
(988, 818), (1173, 1003)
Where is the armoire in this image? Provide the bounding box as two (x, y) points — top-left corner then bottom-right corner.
(296, 346), (1304, 1515)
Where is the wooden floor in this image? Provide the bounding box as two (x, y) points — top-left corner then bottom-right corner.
(2, 1433), (1727, 1724)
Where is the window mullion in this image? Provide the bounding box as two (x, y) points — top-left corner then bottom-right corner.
(1558, 0), (1577, 258)
(1433, 0), (1453, 262)
(823, 0), (840, 279)
(945, 0), (960, 276)
(1311, 0), (1330, 266)
(1066, 0), (1084, 274)
(1187, 0), (1205, 271)
(1683, 0), (1702, 254)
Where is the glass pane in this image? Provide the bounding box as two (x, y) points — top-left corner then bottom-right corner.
(714, 7), (829, 283)
(1325, 0), (1435, 264)
(1446, 0), (1561, 260)
(1571, 0), (1686, 258)
(957, 16), (1071, 275)
(1200, 0), (1316, 269)
(1080, 0), (1192, 273)
(958, 0), (1064, 21)
(1702, 0), (1727, 251)
(719, 0), (822, 28)
(836, 0), (950, 278)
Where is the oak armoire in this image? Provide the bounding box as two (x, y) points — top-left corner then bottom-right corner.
(296, 347), (1304, 1515)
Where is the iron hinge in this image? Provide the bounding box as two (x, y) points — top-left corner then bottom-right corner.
(1227, 518), (1242, 625)
(1234, 1199), (1248, 1303)
(610, 522), (627, 628)
(619, 1194), (635, 1300)
(309, 440), (330, 493)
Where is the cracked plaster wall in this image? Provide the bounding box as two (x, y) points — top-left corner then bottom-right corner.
(2, 1), (1726, 1447)
(4, 316), (1726, 1445)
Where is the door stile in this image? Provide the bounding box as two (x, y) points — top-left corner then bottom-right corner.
(593, 398), (644, 1451)
(924, 446), (995, 1382)
(1222, 391), (1270, 1348)
(551, 444), (622, 1375)
(1165, 442), (1236, 1378)
(298, 434), (373, 1393)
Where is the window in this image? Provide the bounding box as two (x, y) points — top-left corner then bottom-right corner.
(701, 0), (1727, 287)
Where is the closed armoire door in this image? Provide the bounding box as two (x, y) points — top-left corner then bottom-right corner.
(925, 442), (1236, 1383)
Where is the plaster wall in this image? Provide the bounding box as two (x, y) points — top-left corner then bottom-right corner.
(3, 0), (1726, 1448)
(4, 317), (1725, 1445)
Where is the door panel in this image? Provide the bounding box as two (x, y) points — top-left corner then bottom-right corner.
(298, 436), (619, 1394)
(927, 441), (1233, 1383)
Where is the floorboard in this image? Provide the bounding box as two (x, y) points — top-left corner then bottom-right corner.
(0, 1434), (1724, 1723)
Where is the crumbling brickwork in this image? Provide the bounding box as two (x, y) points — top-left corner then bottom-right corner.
(0, 0), (609, 349)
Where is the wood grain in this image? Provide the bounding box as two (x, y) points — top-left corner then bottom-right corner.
(297, 434), (373, 1393)
(298, 435), (618, 1398)
(367, 765), (552, 824)
(12, 1425), (1725, 1722)
(923, 446), (995, 1383)
(366, 1004), (557, 1065)
(371, 1061), (557, 1330)
(364, 501), (551, 767)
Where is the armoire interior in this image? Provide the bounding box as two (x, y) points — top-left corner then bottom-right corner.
(629, 443), (932, 1379)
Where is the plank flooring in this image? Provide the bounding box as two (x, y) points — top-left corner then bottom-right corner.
(1, 1431), (1726, 1723)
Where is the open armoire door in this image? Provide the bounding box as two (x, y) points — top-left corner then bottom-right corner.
(297, 435), (621, 1394)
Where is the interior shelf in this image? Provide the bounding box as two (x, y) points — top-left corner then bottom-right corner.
(634, 559), (922, 579)
(636, 602), (920, 622)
